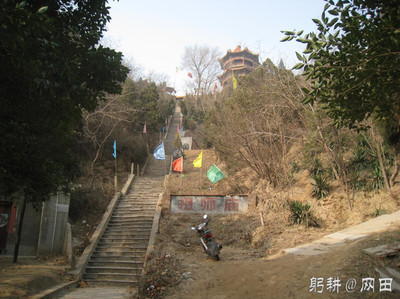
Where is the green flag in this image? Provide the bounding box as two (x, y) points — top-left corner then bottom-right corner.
(207, 164), (226, 184)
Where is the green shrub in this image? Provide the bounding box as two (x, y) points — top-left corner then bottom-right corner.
(370, 207), (387, 217)
(290, 161), (300, 173)
(348, 172), (367, 191)
(310, 158), (324, 176)
(370, 164), (384, 191)
(289, 201), (318, 227)
(350, 146), (370, 171)
(311, 172), (330, 199)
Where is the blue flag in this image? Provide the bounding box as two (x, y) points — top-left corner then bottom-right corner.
(153, 142), (165, 160)
(113, 140), (117, 158)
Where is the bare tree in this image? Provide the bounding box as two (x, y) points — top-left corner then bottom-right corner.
(181, 45), (221, 96)
(79, 94), (142, 186)
(204, 62), (307, 187)
(146, 71), (170, 86)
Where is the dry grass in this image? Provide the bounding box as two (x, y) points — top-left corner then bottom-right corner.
(163, 149), (400, 256)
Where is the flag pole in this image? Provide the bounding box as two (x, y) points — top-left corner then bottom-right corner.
(164, 150), (167, 176)
(113, 140), (118, 192)
(179, 158), (183, 193)
(114, 154), (118, 192)
(199, 151), (202, 191)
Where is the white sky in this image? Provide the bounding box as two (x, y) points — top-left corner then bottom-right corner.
(104, 0), (326, 95)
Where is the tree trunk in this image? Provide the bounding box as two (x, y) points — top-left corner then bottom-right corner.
(390, 158), (399, 188)
(13, 197), (27, 263)
(318, 126), (352, 210)
(371, 126), (391, 192)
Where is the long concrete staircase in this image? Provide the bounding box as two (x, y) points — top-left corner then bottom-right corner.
(80, 109), (180, 287)
(82, 177), (163, 286)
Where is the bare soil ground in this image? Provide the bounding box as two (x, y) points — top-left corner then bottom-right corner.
(0, 256), (71, 298)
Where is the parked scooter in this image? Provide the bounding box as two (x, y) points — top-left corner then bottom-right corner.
(191, 214), (222, 261)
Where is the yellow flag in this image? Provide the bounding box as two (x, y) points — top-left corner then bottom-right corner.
(232, 72), (237, 90)
(193, 151), (203, 168)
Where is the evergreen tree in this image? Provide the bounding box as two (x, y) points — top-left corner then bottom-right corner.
(0, 0), (128, 262)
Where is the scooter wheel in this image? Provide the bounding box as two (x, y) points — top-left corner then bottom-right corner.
(215, 254), (220, 261)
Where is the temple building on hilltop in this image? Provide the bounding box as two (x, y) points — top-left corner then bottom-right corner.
(218, 45), (260, 88)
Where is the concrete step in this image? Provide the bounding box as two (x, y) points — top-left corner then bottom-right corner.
(82, 279), (138, 287)
(113, 206), (156, 212)
(114, 204), (157, 209)
(133, 179), (164, 183)
(114, 206), (155, 211)
(117, 202), (158, 206)
(90, 254), (145, 261)
(95, 245), (148, 251)
(97, 243), (149, 250)
(110, 217), (154, 224)
(112, 210), (156, 215)
(120, 195), (159, 199)
(114, 206), (157, 211)
(111, 214), (154, 219)
(120, 198), (159, 202)
(112, 207), (157, 212)
(115, 210), (156, 214)
(109, 218), (154, 226)
(106, 224), (153, 230)
(101, 232), (151, 239)
(100, 237), (148, 243)
(109, 216), (154, 221)
(97, 240), (149, 247)
(100, 234), (150, 239)
(103, 231), (151, 237)
(102, 230), (151, 239)
(83, 272), (139, 281)
(113, 212), (156, 217)
(120, 196), (158, 200)
(131, 185), (162, 189)
(88, 260), (143, 268)
(106, 221), (153, 226)
(105, 227), (152, 233)
(85, 266), (142, 274)
(103, 230), (150, 237)
(131, 182), (162, 186)
(118, 198), (158, 202)
(108, 219), (154, 224)
(123, 195), (160, 200)
(92, 250), (146, 258)
(118, 203), (158, 207)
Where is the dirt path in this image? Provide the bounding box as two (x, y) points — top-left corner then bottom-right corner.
(168, 247), (333, 298)
(163, 235), (399, 299)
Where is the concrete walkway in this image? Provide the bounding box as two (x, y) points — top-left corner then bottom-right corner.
(285, 209), (400, 292)
(53, 286), (133, 299)
(285, 210), (400, 256)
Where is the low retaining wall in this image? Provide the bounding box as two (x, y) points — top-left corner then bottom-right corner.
(70, 173), (135, 280)
(170, 195), (248, 214)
